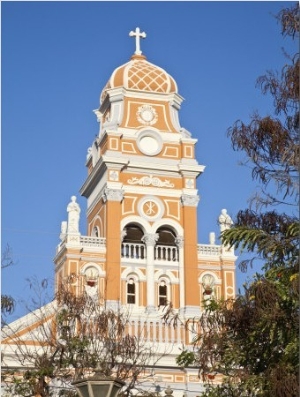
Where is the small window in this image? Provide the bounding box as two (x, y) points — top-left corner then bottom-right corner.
(127, 278), (136, 304)
(158, 282), (167, 306)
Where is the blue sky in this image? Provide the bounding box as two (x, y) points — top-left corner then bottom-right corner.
(1, 1), (297, 320)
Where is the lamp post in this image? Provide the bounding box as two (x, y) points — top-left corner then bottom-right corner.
(72, 373), (125, 397)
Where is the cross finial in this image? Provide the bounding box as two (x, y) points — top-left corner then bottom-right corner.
(129, 27), (146, 56)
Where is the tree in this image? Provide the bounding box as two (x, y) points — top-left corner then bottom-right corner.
(175, 4), (299, 396)
(1, 245), (16, 319)
(1, 277), (170, 397)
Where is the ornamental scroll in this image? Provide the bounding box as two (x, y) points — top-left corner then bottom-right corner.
(127, 174), (174, 188)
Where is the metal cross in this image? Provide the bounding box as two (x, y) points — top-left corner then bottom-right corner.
(129, 27), (146, 55)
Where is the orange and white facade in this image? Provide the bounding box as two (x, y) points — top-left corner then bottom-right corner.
(3, 28), (236, 396)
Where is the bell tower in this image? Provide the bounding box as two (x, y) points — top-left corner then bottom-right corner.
(54, 28), (235, 319)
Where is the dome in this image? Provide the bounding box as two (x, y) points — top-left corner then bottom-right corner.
(100, 54), (178, 103)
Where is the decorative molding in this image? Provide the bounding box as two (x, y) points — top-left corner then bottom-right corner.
(128, 174), (174, 188)
(109, 170), (119, 181)
(103, 188), (124, 202)
(138, 196), (164, 221)
(136, 104), (158, 126)
(175, 236), (184, 248)
(185, 179), (194, 189)
(142, 233), (159, 247)
(181, 194), (200, 207)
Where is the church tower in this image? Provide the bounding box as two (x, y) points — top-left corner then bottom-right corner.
(54, 26), (236, 332)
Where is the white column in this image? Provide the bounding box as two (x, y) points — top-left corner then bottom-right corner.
(142, 233), (158, 313)
(175, 236), (185, 311)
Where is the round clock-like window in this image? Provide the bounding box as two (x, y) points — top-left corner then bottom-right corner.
(138, 196), (164, 221)
(139, 136), (159, 155)
(137, 130), (162, 156)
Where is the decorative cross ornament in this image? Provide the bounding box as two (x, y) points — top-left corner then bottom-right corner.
(129, 27), (146, 55)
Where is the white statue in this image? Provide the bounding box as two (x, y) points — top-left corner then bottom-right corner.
(60, 221), (67, 241)
(67, 196), (81, 233)
(218, 209), (233, 233)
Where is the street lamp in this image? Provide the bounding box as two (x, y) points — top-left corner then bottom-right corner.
(72, 373), (125, 397)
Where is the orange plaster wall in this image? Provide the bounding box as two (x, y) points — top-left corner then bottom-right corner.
(120, 99), (178, 132)
(69, 260), (78, 276)
(141, 280), (146, 306)
(173, 284), (179, 307)
(183, 206), (199, 306)
(105, 200), (121, 301)
(87, 201), (106, 236)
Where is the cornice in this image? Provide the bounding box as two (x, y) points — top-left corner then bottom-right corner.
(80, 156), (128, 198)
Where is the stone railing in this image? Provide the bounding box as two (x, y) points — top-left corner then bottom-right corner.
(197, 244), (221, 256)
(155, 245), (179, 262)
(56, 235), (106, 253)
(121, 243), (146, 259)
(80, 236), (106, 247)
(121, 243), (179, 263)
(126, 318), (187, 344)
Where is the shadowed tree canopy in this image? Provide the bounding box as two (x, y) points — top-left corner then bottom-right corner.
(176, 4), (299, 397)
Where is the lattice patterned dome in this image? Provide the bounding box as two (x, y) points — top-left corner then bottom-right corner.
(100, 54), (178, 103)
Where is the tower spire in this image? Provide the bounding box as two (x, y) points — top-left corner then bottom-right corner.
(129, 27), (146, 56)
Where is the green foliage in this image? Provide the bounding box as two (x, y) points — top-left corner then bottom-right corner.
(184, 4), (299, 397)
(176, 349), (195, 367)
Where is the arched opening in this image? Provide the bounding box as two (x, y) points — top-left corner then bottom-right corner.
(126, 277), (136, 304)
(157, 277), (170, 306)
(121, 223), (145, 259)
(155, 226), (178, 261)
(158, 282), (167, 306)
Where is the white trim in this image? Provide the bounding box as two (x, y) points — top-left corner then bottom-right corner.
(121, 215), (151, 234)
(198, 271), (221, 285)
(155, 269), (178, 284)
(80, 262), (106, 277)
(138, 195), (165, 221)
(152, 218), (183, 236)
(121, 267), (146, 281)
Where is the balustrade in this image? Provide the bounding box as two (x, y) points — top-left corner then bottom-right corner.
(121, 243), (146, 259)
(197, 244), (221, 256)
(80, 236), (106, 247)
(126, 318), (185, 344)
(155, 245), (178, 262)
(121, 243), (179, 262)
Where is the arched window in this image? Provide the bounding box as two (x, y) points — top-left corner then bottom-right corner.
(84, 266), (99, 287)
(155, 227), (178, 261)
(127, 278), (136, 304)
(122, 223), (145, 259)
(158, 280), (168, 306)
(201, 273), (216, 306)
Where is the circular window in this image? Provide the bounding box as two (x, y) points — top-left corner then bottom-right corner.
(138, 196), (164, 221)
(137, 130), (162, 156)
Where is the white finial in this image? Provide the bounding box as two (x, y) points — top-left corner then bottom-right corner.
(129, 27), (146, 55)
(209, 232), (216, 245)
